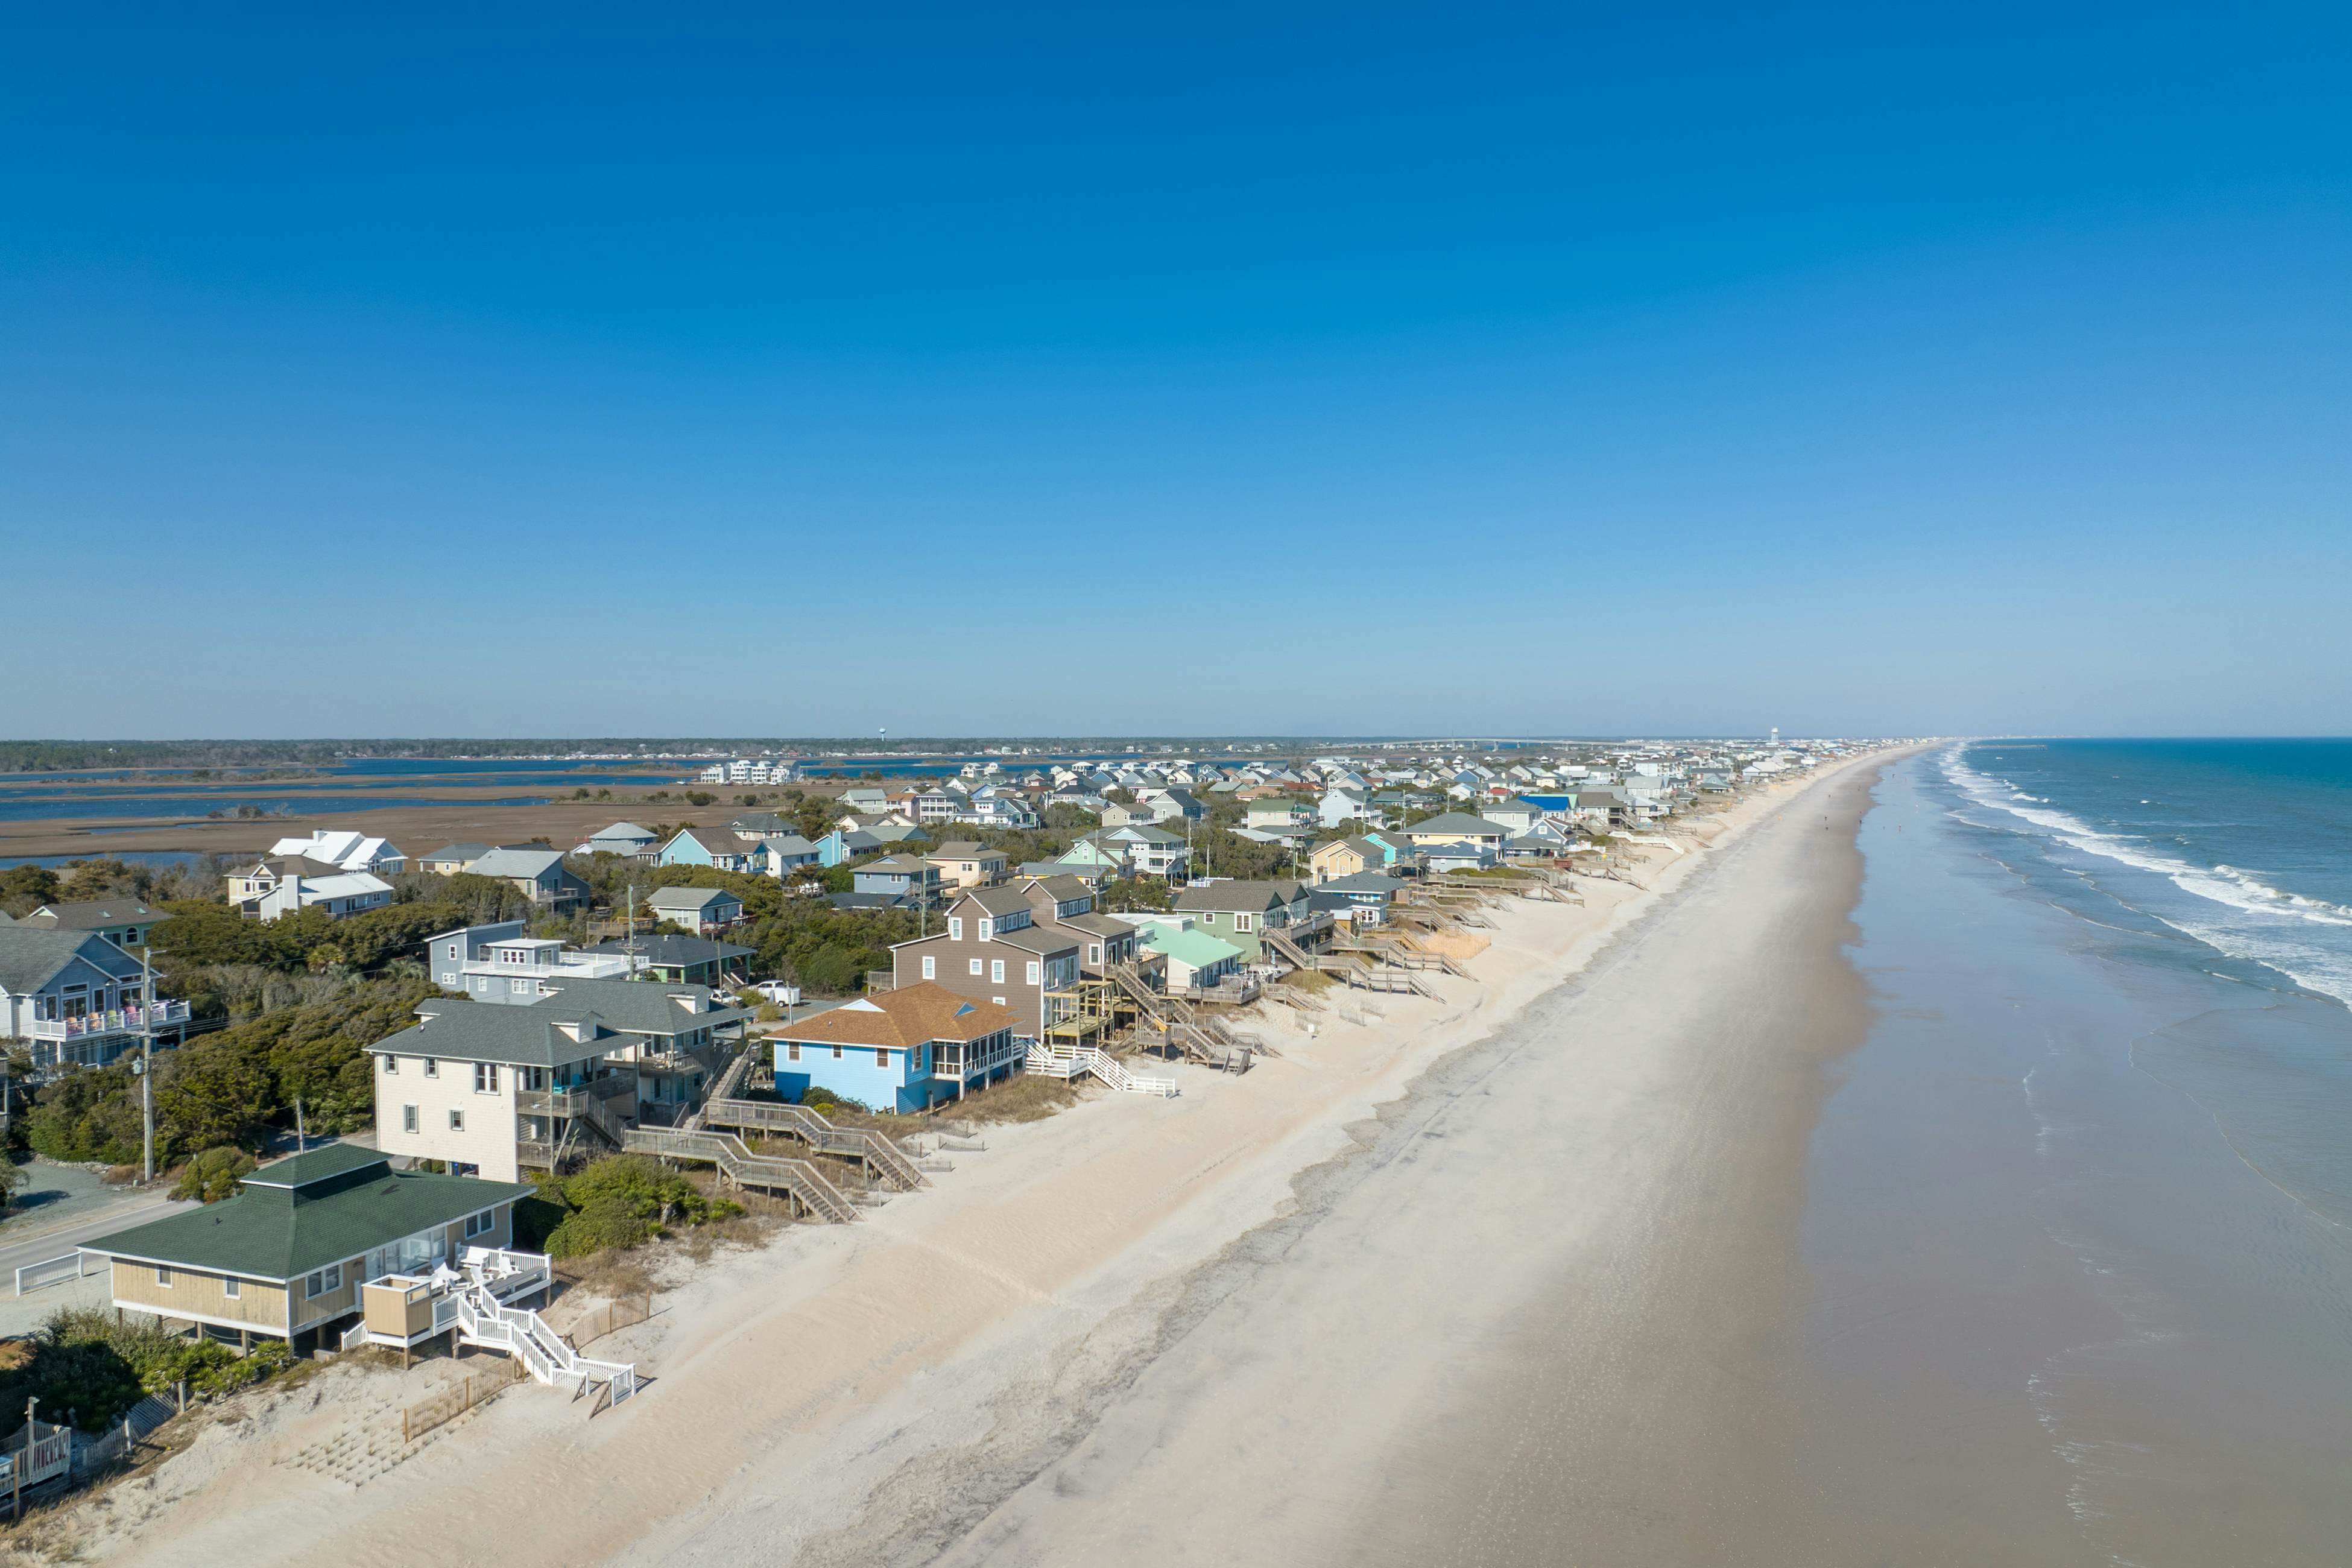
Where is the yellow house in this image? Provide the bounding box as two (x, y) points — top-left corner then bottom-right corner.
(81, 1143), (530, 1350)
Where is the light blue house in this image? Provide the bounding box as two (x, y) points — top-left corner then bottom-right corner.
(814, 828), (883, 868)
(750, 835), (822, 876)
(656, 826), (756, 873)
(769, 983), (1025, 1112)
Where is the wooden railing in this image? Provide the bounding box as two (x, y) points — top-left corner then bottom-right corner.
(619, 1126), (859, 1222)
(697, 1098), (925, 1192)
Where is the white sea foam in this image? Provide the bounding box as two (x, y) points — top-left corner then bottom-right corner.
(1940, 745), (2352, 1009)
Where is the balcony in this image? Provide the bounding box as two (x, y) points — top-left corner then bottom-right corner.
(21, 999), (190, 1041)
(515, 1075), (636, 1118)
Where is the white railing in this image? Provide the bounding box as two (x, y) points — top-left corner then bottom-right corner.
(1024, 1043), (1178, 1097)
(20, 1000), (190, 1040)
(449, 1284), (636, 1405)
(14, 1251), (104, 1296)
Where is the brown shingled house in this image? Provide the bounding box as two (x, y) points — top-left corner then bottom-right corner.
(889, 888), (1080, 1042)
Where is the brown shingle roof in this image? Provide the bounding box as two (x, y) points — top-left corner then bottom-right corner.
(774, 983), (1016, 1049)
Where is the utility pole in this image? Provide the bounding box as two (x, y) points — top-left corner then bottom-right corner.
(139, 944), (156, 1185)
(295, 1097), (307, 1154)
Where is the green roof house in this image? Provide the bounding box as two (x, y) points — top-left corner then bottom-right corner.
(81, 1143), (533, 1351)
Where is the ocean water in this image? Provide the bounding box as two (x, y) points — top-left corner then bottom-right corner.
(1788, 743), (2352, 1565)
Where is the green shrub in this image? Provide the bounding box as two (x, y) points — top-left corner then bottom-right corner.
(0, 1308), (292, 1433)
(536, 1155), (745, 1259)
(171, 1146), (257, 1204)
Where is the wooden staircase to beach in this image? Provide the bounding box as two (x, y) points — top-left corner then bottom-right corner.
(697, 1097), (928, 1191)
(619, 1126), (860, 1223)
(1104, 963), (1266, 1066)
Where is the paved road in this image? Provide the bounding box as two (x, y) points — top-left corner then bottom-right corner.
(0, 1195), (184, 1285)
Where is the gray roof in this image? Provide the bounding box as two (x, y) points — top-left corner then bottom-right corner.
(85, 1146), (530, 1282)
(0, 928), (141, 993)
(985, 923), (1079, 956)
(17, 899), (157, 932)
(1021, 874), (1096, 903)
(589, 821), (655, 841)
(522, 976), (750, 1035)
(420, 842), (496, 862)
(1052, 911), (1133, 939)
(861, 855), (935, 874)
(392, 1002), (621, 1067)
(648, 885), (736, 911)
(1174, 880), (1306, 914)
(1099, 824), (1185, 846)
(729, 813), (794, 835)
(760, 834), (819, 855)
(467, 846), (569, 877)
(1318, 872), (1407, 895)
(827, 891), (915, 910)
(586, 934), (753, 966)
(959, 887), (1032, 918)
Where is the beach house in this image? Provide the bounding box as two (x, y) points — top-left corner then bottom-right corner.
(572, 822), (660, 859)
(0, 928), (189, 1071)
(369, 979), (749, 1178)
(1139, 923), (1245, 993)
(1396, 811), (1510, 850)
(648, 885), (743, 934)
(428, 921), (639, 1000)
(890, 889), (1082, 1042)
(1172, 880), (1319, 964)
(80, 1143), (531, 1352)
(584, 932), (752, 987)
(656, 826), (759, 874)
(927, 842), (1009, 890)
(268, 830), (407, 876)
(1015, 873), (1142, 974)
(464, 847), (590, 914)
(227, 857), (395, 922)
(769, 983), (1023, 1111)
(2, 897), (160, 949)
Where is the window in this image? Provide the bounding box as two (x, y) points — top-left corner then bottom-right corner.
(305, 1265), (341, 1299)
(520, 1066), (546, 1092)
(446, 943), (460, 959)
(875, 1048), (890, 1067)
(969, 958), (984, 975)
(1026, 961), (1041, 985)
(510, 978), (532, 994)
(402, 1105), (419, 1134)
(1234, 913), (1256, 932)
(223, 1277), (240, 1299)
(978, 918), (993, 941)
(830, 1045), (842, 1060)
(449, 1109), (465, 1131)
(947, 917), (963, 940)
(787, 1042), (801, 1061)
(473, 1063), (500, 1093)
(473, 977), (490, 993)
(154, 1266), (172, 1288)
(991, 959), (1005, 984)
(1089, 944), (1102, 966)
(922, 956), (936, 980)
(382, 1055), (397, 1074)
(422, 1058), (438, 1078)
(914, 1047), (926, 1072)
(464, 1210), (494, 1239)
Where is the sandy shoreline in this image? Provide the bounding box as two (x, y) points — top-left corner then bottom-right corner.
(39, 756), (1884, 1568)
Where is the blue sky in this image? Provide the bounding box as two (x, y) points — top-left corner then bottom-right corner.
(4, 2), (2347, 739)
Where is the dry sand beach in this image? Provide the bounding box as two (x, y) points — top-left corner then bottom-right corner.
(31, 753), (1889, 1568)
